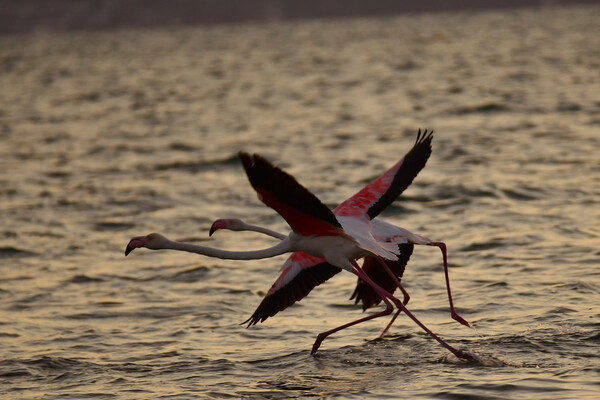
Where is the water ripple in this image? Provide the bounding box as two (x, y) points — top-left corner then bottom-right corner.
(1, 5), (599, 399)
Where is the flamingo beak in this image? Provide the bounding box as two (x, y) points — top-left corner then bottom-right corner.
(125, 236), (146, 256)
(209, 219), (229, 236)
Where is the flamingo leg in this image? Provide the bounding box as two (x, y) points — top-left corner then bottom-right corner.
(373, 257), (410, 338)
(311, 266), (394, 354)
(361, 265), (471, 359)
(373, 257), (410, 304)
(379, 308), (401, 338)
(313, 261), (472, 360)
(311, 256), (411, 352)
(399, 283), (410, 305)
(429, 242), (470, 327)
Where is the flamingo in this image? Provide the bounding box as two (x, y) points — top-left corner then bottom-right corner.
(208, 133), (468, 337)
(125, 131), (471, 358)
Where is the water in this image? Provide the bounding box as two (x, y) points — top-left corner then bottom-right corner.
(1, 4), (599, 399)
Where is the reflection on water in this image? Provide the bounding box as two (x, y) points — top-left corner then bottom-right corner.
(1, 4), (599, 399)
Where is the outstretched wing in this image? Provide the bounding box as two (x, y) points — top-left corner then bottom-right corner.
(242, 131), (431, 320)
(244, 252), (341, 326)
(350, 244), (414, 310)
(335, 129), (433, 220)
(240, 152), (343, 237)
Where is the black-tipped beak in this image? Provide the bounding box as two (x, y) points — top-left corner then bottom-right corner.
(125, 236), (144, 256)
(125, 242), (134, 256)
(209, 226), (216, 237)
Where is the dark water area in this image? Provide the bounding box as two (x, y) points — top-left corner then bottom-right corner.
(1, 5), (599, 399)
(2, 0), (599, 35)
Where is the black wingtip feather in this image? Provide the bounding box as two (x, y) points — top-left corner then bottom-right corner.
(365, 130), (433, 220)
(238, 152), (342, 231)
(243, 262), (341, 327)
(415, 128), (434, 144)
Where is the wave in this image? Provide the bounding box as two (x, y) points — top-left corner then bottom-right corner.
(0, 247), (37, 258)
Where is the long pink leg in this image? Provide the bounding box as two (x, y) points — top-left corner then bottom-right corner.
(311, 258), (409, 348)
(311, 268), (395, 354)
(379, 308), (401, 338)
(429, 242), (470, 327)
(312, 261), (472, 359)
(362, 263), (471, 359)
(398, 281), (410, 305)
(312, 260), (408, 353)
(375, 257), (409, 338)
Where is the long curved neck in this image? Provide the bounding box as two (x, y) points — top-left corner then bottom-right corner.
(241, 223), (287, 240)
(161, 236), (292, 260)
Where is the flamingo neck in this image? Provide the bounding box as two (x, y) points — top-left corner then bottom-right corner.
(162, 236), (293, 260)
(241, 223), (287, 240)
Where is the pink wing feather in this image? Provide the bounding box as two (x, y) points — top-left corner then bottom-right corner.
(335, 129), (432, 220)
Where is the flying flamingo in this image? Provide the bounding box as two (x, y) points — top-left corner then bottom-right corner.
(208, 133), (468, 337)
(125, 131), (471, 358)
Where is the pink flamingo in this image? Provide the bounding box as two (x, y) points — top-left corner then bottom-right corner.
(125, 131), (471, 358)
(209, 133), (468, 339)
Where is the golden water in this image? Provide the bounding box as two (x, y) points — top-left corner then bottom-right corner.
(1, 5), (599, 399)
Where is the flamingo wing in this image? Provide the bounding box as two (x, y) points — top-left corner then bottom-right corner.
(371, 219), (432, 245)
(240, 152), (343, 237)
(242, 131), (432, 319)
(350, 244), (414, 310)
(244, 252), (341, 326)
(335, 129), (433, 220)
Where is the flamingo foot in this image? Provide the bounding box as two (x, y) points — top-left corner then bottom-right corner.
(454, 349), (474, 360)
(452, 312), (470, 327)
(311, 333), (326, 354)
(378, 325), (392, 339)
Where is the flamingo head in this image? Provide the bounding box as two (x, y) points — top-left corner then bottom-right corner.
(209, 218), (246, 236)
(125, 233), (167, 255)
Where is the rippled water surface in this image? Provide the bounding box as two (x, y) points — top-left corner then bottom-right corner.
(1, 5), (599, 399)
